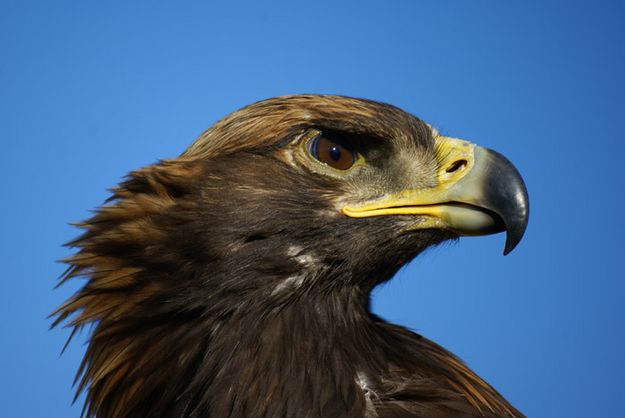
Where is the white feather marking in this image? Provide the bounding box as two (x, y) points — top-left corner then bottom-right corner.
(287, 245), (318, 268)
(356, 371), (379, 418)
(271, 275), (305, 295)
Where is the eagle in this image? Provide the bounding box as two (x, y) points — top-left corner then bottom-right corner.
(53, 95), (529, 418)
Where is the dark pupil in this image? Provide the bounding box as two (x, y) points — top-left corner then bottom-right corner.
(329, 144), (342, 161)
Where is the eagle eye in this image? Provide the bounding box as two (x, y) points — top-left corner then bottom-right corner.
(307, 133), (356, 170)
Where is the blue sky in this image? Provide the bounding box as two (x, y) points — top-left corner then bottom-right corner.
(1, 1), (623, 417)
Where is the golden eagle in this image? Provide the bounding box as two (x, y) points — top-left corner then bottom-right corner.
(54, 95), (529, 417)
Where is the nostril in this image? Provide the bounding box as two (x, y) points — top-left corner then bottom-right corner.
(446, 159), (467, 173)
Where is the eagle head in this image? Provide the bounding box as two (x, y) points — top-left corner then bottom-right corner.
(54, 95), (528, 417)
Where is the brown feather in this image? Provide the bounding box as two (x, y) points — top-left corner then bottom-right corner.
(54, 95), (524, 417)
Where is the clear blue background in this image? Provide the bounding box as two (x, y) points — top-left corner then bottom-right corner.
(2, 1), (623, 417)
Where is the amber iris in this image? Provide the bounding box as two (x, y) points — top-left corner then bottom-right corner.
(308, 134), (355, 170)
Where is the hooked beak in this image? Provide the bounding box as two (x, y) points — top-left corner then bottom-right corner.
(342, 136), (529, 255)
